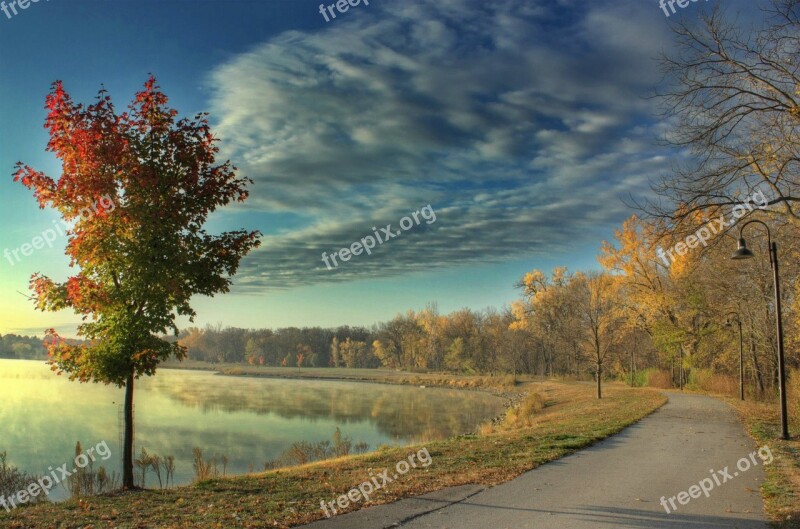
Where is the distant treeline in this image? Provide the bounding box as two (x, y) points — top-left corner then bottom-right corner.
(177, 306), (537, 374)
(178, 324), (375, 368)
(0, 334), (47, 360)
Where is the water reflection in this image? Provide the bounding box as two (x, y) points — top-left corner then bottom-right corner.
(150, 373), (502, 439)
(0, 360), (503, 492)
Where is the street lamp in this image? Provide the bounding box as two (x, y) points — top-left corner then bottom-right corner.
(730, 220), (789, 440)
(724, 311), (744, 401)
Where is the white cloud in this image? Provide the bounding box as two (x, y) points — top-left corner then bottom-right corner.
(206, 0), (677, 289)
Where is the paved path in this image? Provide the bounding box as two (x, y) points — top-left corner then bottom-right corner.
(297, 393), (768, 529)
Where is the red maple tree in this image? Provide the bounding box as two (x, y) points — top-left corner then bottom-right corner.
(14, 77), (261, 488)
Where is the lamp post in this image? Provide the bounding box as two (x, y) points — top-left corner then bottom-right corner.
(731, 220), (789, 440)
(724, 311), (744, 401)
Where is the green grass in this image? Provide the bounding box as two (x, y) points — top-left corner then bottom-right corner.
(0, 381), (665, 529)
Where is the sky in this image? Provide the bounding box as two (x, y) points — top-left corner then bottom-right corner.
(0, 0), (761, 337)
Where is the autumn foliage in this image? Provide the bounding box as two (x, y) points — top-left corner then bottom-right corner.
(14, 77), (261, 486)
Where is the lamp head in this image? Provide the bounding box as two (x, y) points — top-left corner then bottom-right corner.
(731, 237), (755, 260)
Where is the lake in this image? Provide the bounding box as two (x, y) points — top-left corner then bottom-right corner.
(0, 359), (504, 496)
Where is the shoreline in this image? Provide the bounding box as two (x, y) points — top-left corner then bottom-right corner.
(0, 384), (667, 529)
(160, 361), (527, 404)
(170, 363), (524, 474)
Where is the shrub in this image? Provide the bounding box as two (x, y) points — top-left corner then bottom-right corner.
(67, 442), (119, 498)
(262, 428), (369, 470)
(133, 447), (176, 489)
(503, 391), (547, 429)
(192, 447), (227, 483)
(688, 369), (738, 396)
(479, 421), (496, 435)
(0, 452), (47, 506)
(630, 368), (672, 389)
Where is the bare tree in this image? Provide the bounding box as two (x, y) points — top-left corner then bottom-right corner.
(648, 1), (800, 234)
(572, 272), (625, 399)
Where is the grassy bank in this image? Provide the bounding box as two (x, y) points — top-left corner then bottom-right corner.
(0, 381), (665, 529)
(163, 360), (524, 391)
(730, 397), (800, 528)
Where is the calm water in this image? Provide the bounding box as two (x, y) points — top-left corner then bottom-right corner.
(0, 359), (503, 494)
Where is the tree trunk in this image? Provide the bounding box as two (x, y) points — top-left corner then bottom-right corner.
(750, 333), (765, 395)
(596, 361), (602, 399)
(574, 344), (580, 378)
(670, 357), (675, 387)
(122, 369), (135, 489)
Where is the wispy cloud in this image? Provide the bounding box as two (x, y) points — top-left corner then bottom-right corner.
(207, 0), (674, 289)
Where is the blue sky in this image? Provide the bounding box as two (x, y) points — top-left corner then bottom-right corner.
(0, 0), (758, 336)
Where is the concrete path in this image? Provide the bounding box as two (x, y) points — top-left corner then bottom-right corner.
(296, 393), (769, 529)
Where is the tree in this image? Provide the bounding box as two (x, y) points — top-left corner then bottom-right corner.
(10, 342), (34, 359)
(296, 344), (312, 369)
(339, 338), (370, 368)
(282, 352), (295, 367)
(15, 78), (261, 488)
(649, 1), (800, 232)
(330, 337), (341, 367)
(571, 272), (625, 399)
(443, 309), (483, 373)
(599, 215), (726, 388)
(372, 339), (397, 368)
(245, 335), (266, 366)
(180, 328), (210, 362)
(374, 317), (406, 368)
(504, 307), (529, 378)
(443, 337), (468, 372)
(513, 268), (579, 378)
(415, 304), (444, 370)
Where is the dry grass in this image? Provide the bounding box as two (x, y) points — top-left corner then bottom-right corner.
(165, 362), (522, 391)
(393, 373), (520, 390)
(688, 369), (739, 396)
(727, 369), (800, 529)
(0, 382), (665, 529)
(498, 391), (547, 430)
(646, 369), (673, 389)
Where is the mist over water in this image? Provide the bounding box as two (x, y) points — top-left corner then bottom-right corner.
(0, 359), (504, 495)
